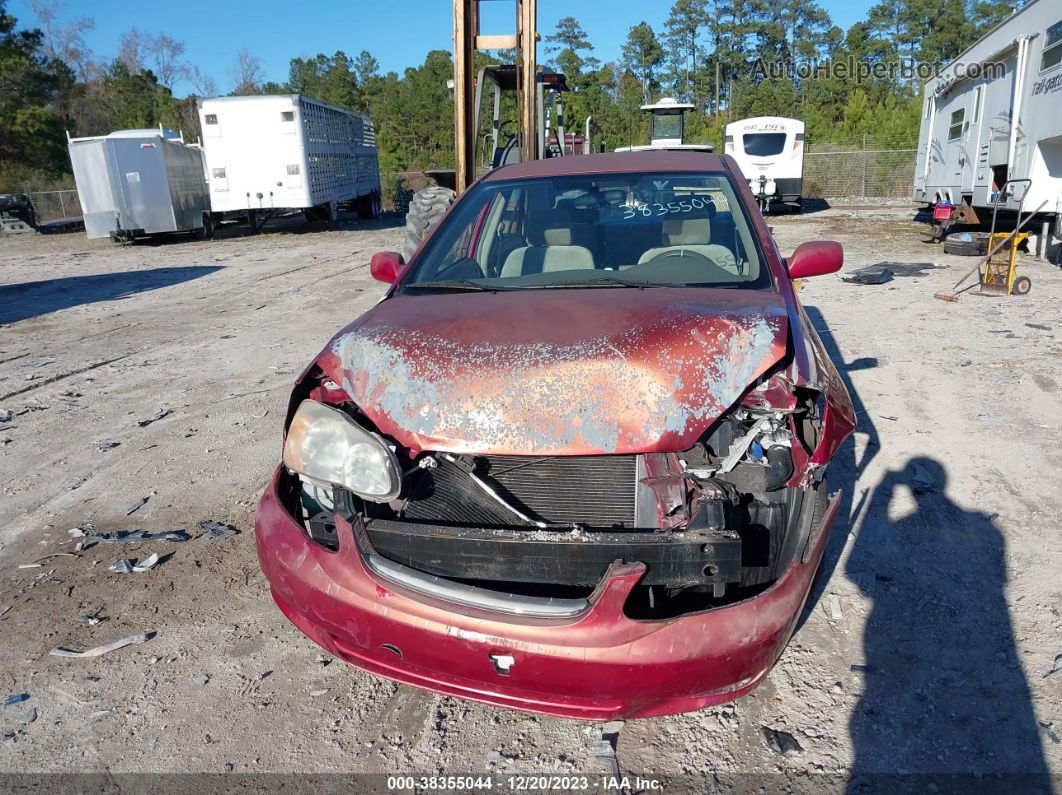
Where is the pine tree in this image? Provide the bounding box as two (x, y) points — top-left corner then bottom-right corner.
(622, 21), (665, 103)
(664, 0), (709, 102)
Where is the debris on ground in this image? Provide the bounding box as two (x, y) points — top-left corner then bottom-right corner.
(309, 688), (329, 697)
(136, 409), (171, 427)
(197, 520), (239, 540)
(132, 552), (160, 573)
(594, 720), (624, 778)
(123, 496), (149, 515)
(49, 630), (155, 658)
(1045, 653), (1062, 679)
(843, 266), (893, 285)
(80, 529), (190, 545)
(910, 461), (937, 495)
(109, 559), (134, 573)
(845, 261), (942, 284)
(31, 553), (79, 565)
(1041, 721), (1061, 745)
(825, 593), (843, 620)
(76, 613), (103, 625)
(763, 726), (804, 755)
(95, 440), (120, 451)
(3, 693), (29, 708)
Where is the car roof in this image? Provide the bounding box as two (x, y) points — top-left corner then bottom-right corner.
(483, 150), (731, 181)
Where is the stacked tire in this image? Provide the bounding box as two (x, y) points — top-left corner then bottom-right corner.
(943, 232), (990, 256)
(403, 187), (455, 262)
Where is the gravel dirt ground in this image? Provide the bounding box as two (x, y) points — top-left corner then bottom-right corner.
(1, 205), (1060, 790)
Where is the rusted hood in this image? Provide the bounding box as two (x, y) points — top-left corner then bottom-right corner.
(316, 288), (788, 455)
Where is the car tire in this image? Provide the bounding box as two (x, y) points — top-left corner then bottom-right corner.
(403, 186), (455, 262)
(943, 232), (989, 256)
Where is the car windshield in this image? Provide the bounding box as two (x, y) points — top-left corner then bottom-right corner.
(400, 170), (774, 292)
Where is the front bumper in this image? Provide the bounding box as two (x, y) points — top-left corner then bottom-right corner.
(255, 467), (840, 720)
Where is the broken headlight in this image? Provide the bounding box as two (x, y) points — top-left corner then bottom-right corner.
(283, 399), (400, 502)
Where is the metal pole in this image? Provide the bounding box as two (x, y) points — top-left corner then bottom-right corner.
(59, 191), (66, 218)
(861, 132), (868, 199)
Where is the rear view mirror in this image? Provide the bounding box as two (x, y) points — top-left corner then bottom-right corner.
(786, 241), (843, 280)
(370, 251), (404, 284)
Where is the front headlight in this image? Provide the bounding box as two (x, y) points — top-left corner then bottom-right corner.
(283, 399), (401, 502)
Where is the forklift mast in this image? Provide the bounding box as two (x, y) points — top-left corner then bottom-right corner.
(453, 0), (539, 195)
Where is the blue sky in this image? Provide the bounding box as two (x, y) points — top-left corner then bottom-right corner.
(12, 0), (876, 95)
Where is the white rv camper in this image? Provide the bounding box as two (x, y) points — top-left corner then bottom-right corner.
(914, 0), (1062, 255)
(68, 128), (211, 241)
(724, 117), (805, 211)
(198, 95), (381, 229)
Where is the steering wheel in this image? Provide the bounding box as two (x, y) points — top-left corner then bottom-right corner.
(648, 249), (716, 268)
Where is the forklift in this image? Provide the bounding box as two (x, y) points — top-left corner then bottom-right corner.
(403, 0), (569, 260)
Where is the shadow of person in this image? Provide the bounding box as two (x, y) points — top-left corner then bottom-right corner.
(846, 457), (1049, 789)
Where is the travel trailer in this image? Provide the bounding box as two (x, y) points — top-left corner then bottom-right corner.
(199, 95), (381, 229)
(913, 0), (1061, 257)
(724, 117), (805, 211)
(68, 128), (210, 241)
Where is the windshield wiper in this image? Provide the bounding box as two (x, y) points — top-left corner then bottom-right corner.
(404, 280), (501, 292)
(526, 276), (671, 289)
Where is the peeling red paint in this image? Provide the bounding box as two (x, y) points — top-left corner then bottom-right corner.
(316, 288), (788, 456)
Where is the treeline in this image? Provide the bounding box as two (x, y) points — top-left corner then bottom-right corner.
(1, 0), (1023, 190)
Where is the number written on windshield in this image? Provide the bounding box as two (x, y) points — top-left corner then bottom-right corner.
(621, 196), (714, 220)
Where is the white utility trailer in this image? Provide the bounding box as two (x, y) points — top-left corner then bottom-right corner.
(68, 128), (211, 241)
(913, 0), (1062, 258)
(724, 117), (805, 211)
(198, 95), (381, 230)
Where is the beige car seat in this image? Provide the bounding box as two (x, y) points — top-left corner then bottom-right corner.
(501, 214), (595, 277)
(637, 217), (738, 272)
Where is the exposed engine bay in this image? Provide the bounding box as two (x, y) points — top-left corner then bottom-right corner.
(278, 372), (829, 619)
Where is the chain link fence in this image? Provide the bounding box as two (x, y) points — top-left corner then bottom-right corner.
(26, 189), (82, 222)
(804, 140), (918, 200)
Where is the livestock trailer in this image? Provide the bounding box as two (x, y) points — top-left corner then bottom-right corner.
(198, 95), (381, 228)
(68, 128), (211, 241)
(724, 117), (805, 211)
(914, 0), (1062, 256)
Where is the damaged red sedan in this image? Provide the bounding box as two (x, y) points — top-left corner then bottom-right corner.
(255, 151), (855, 719)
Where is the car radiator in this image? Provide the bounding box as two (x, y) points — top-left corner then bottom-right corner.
(400, 454), (639, 528)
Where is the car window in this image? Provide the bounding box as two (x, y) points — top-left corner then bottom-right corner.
(402, 171), (773, 291)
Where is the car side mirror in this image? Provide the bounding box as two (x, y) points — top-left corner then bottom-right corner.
(370, 251), (404, 284)
(786, 241), (843, 280)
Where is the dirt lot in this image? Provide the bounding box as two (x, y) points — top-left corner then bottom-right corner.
(1, 206), (1060, 789)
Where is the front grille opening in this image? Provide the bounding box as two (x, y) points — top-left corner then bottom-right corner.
(623, 582), (773, 620)
(378, 453), (642, 529)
